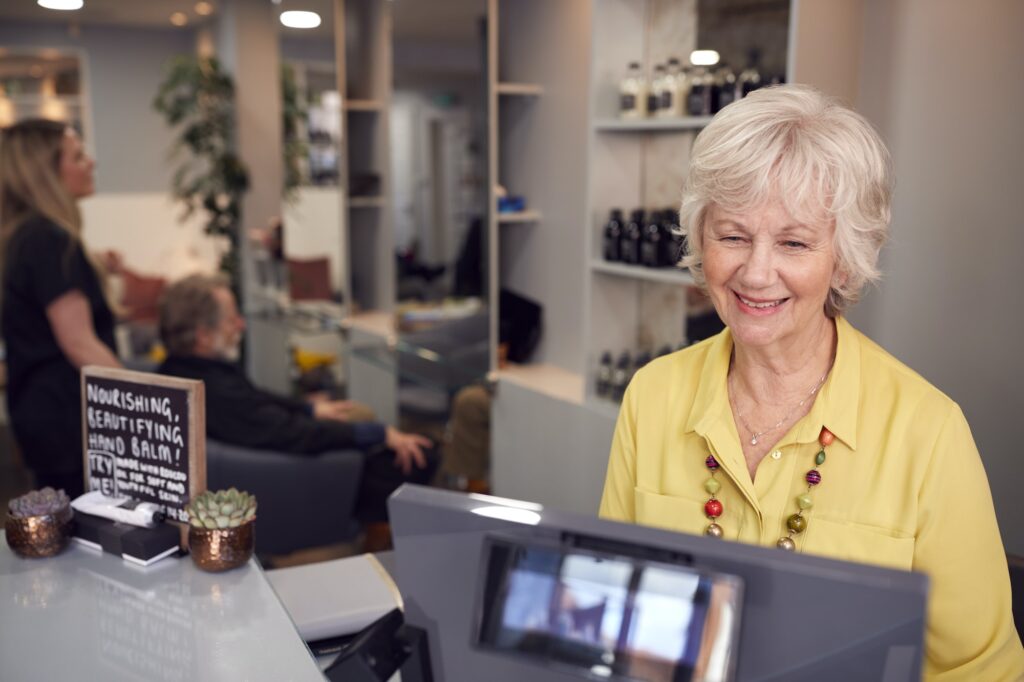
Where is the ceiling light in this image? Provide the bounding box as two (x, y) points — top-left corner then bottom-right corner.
(37, 0), (84, 10)
(194, 1), (213, 16)
(170, 12), (188, 26)
(280, 10), (321, 29)
(690, 50), (721, 67)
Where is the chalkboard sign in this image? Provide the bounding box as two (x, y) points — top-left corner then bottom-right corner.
(81, 366), (206, 527)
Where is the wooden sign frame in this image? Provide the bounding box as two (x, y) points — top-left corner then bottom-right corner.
(81, 365), (206, 546)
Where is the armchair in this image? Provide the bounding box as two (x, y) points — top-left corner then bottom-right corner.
(205, 440), (365, 556)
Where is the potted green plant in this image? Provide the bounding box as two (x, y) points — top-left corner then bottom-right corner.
(186, 488), (257, 572)
(5, 488), (74, 558)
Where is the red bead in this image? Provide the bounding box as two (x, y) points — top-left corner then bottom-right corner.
(704, 499), (723, 518)
(819, 428), (835, 447)
(805, 469), (822, 486)
(705, 455), (720, 471)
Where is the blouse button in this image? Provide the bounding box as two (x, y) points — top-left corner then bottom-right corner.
(771, 450), (782, 460)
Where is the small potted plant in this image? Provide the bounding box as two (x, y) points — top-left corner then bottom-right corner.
(5, 487), (74, 558)
(186, 488), (257, 572)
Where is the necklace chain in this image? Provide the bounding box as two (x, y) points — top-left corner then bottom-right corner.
(730, 371), (829, 446)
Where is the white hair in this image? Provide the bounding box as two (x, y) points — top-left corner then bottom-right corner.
(679, 84), (893, 317)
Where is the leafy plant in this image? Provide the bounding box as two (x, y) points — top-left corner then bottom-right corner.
(153, 55), (250, 281)
(8, 487), (71, 519)
(186, 488), (257, 529)
(281, 62), (308, 201)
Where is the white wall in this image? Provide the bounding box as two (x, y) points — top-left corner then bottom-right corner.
(282, 186), (344, 291)
(849, 0), (1024, 553)
(80, 193), (223, 279)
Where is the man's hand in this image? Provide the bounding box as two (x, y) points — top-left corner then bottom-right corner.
(313, 400), (356, 422)
(385, 427), (431, 475)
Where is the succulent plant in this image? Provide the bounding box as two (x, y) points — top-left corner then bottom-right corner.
(8, 487), (71, 519)
(186, 488), (256, 529)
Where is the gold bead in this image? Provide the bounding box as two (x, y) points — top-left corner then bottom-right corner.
(776, 536), (796, 551)
(705, 523), (723, 538)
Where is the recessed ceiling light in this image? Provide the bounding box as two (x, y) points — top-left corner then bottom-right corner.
(280, 10), (321, 29)
(690, 50), (721, 67)
(37, 0), (84, 10)
(170, 12), (188, 26)
(195, 1), (213, 16)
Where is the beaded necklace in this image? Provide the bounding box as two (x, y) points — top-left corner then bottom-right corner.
(702, 426), (834, 551)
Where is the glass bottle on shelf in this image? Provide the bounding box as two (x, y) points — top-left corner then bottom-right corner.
(603, 208), (624, 262)
(658, 58), (685, 117)
(738, 49), (763, 98)
(641, 212), (663, 268)
(687, 67), (712, 116)
(713, 65), (738, 113)
(678, 66), (693, 116)
(666, 207), (687, 265)
(648, 63), (665, 118)
(621, 209), (644, 265)
(619, 61), (648, 119)
(596, 352), (614, 397)
(611, 352), (632, 402)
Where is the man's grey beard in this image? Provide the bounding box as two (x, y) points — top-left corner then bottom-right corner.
(212, 334), (241, 362)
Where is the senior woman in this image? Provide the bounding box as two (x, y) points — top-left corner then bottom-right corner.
(599, 84), (1023, 680)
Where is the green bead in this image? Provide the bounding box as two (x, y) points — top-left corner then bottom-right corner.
(704, 478), (721, 495)
(787, 513), (807, 534)
(796, 493), (813, 510)
(815, 450), (827, 466)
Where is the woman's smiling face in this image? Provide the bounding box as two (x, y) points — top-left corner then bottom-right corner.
(702, 200), (840, 352)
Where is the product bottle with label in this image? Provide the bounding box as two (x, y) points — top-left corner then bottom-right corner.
(596, 352), (614, 397)
(624, 209), (646, 265)
(678, 66), (693, 116)
(603, 208), (624, 262)
(658, 58), (684, 117)
(666, 207), (687, 265)
(611, 352), (632, 401)
(738, 49), (762, 98)
(634, 351), (653, 375)
(687, 67), (712, 116)
(641, 213), (663, 267)
(619, 61), (648, 119)
(713, 65), (738, 113)
(648, 64), (665, 118)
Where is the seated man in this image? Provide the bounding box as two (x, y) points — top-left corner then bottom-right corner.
(157, 274), (436, 543)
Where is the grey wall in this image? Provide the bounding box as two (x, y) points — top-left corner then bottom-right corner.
(849, 0), (1024, 554)
(0, 21), (194, 194)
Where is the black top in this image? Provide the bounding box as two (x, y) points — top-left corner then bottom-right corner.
(2, 214), (117, 474)
(158, 355), (386, 454)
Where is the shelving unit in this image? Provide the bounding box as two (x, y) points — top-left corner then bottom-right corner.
(590, 260), (695, 286)
(348, 195), (387, 208)
(496, 82), (544, 96)
(593, 116), (713, 132)
(497, 210), (543, 224)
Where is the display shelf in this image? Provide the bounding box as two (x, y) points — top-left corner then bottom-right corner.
(590, 259), (694, 286)
(495, 363), (585, 405)
(497, 210), (542, 224)
(593, 116), (713, 132)
(344, 98), (384, 111)
(342, 309), (395, 340)
(496, 82), (544, 96)
(348, 195), (387, 208)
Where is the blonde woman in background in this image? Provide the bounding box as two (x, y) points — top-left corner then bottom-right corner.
(1, 119), (121, 497)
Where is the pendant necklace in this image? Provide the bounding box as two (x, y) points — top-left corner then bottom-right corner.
(729, 371), (828, 446)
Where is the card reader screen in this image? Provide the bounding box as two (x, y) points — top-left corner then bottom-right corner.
(477, 540), (742, 682)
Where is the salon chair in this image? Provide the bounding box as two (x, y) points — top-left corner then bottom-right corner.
(205, 439), (364, 556)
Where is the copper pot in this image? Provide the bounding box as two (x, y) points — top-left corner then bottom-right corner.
(188, 520), (255, 572)
(5, 506), (74, 558)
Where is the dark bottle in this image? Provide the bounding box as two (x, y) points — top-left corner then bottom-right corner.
(620, 209), (644, 265)
(713, 65), (737, 113)
(611, 352), (632, 401)
(657, 345), (673, 358)
(738, 49), (762, 98)
(634, 351), (652, 374)
(663, 208), (686, 266)
(603, 209), (624, 262)
(648, 63), (665, 116)
(640, 212), (663, 267)
(687, 67), (712, 116)
(596, 351), (614, 397)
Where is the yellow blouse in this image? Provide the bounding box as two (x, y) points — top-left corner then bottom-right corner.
(599, 317), (1023, 681)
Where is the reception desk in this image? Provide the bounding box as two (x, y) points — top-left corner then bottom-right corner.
(0, 533), (324, 681)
